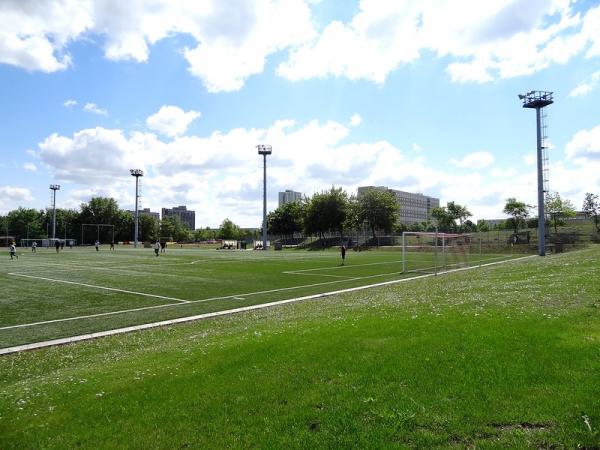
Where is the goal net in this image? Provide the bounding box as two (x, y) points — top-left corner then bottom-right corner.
(20, 238), (77, 248)
(401, 231), (479, 275)
(81, 224), (115, 245)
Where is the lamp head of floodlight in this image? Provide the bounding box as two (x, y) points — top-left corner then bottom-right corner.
(257, 144), (272, 155)
(49, 184), (60, 190)
(520, 90), (554, 108)
(130, 169), (144, 177)
(518, 94), (526, 100)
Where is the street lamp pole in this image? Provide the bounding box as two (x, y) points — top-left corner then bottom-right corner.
(130, 169), (144, 248)
(50, 184), (60, 240)
(257, 145), (272, 250)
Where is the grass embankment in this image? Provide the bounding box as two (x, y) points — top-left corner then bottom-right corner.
(1, 247), (599, 448)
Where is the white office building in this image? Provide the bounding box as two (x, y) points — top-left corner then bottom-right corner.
(357, 186), (440, 225)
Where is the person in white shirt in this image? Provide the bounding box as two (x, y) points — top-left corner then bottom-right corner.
(31, 241), (37, 253)
(153, 241), (160, 257)
(9, 243), (18, 260)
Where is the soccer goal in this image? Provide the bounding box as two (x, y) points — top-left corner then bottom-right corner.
(81, 224), (115, 245)
(401, 231), (481, 275)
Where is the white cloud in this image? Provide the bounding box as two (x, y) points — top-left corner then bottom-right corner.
(146, 106), (201, 138)
(565, 125), (600, 163)
(569, 70), (600, 97)
(279, 1), (600, 85)
(349, 113), (362, 127)
(451, 151), (495, 169)
(523, 153), (536, 166)
(0, 1), (317, 92)
(83, 103), (108, 116)
(23, 162), (37, 172)
(0, 186), (33, 213)
(63, 99), (77, 108)
(412, 143), (422, 152)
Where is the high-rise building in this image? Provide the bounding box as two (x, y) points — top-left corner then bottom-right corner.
(162, 205), (196, 230)
(128, 208), (160, 221)
(357, 186), (440, 225)
(278, 190), (303, 207)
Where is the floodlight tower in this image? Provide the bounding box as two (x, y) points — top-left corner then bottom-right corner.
(519, 90), (553, 256)
(130, 169), (144, 248)
(49, 184), (60, 240)
(257, 144), (272, 250)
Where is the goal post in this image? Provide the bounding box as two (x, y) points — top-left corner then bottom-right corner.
(81, 224), (115, 245)
(401, 231), (480, 275)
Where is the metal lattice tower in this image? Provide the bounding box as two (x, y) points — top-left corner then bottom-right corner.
(519, 90), (553, 256)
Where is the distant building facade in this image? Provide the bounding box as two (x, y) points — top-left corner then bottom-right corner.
(278, 190), (303, 207)
(357, 186), (440, 225)
(162, 205), (196, 230)
(129, 208), (160, 221)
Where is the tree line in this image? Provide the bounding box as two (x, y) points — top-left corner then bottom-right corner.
(0, 197), (258, 245)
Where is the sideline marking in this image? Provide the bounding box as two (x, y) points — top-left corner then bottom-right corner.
(0, 255), (536, 355)
(7, 273), (190, 304)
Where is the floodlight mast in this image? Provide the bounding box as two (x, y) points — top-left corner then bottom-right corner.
(130, 169), (144, 248)
(257, 145), (272, 250)
(519, 90), (553, 256)
(49, 184), (60, 240)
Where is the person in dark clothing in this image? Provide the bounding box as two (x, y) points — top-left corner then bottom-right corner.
(340, 243), (346, 265)
(55, 240), (60, 253)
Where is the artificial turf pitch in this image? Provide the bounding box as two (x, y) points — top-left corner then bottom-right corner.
(0, 245), (517, 349)
(0, 246), (598, 448)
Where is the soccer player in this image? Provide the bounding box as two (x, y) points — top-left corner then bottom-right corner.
(31, 241), (37, 253)
(110, 241), (115, 251)
(95, 240), (100, 251)
(153, 241), (160, 257)
(9, 242), (18, 260)
(55, 239), (60, 253)
(340, 242), (346, 265)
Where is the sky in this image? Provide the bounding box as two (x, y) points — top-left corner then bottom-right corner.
(0, 0), (599, 228)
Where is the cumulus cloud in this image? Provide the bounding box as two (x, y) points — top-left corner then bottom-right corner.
(83, 102), (108, 116)
(63, 99), (77, 108)
(0, 0), (317, 93)
(569, 70), (600, 97)
(23, 162), (37, 172)
(146, 105), (201, 138)
(349, 113), (362, 127)
(565, 125), (600, 163)
(451, 151), (495, 169)
(0, 186), (33, 213)
(278, 0), (600, 85)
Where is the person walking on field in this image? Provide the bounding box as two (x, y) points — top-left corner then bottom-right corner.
(55, 239), (60, 253)
(95, 240), (100, 251)
(153, 241), (160, 257)
(340, 242), (346, 266)
(31, 241), (37, 253)
(9, 243), (18, 260)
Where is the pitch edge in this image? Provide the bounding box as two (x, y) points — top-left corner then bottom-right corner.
(0, 255), (536, 356)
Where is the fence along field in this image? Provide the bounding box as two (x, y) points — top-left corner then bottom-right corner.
(0, 240), (525, 350)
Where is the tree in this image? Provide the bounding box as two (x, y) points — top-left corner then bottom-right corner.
(304, 187), (348, 238)
(356, 188), (399, 239)
(79, 197), (121, 225)
(431, 206), (454, 232)
(583, 192), (600, 232)
(217, 218), (242, 240)
(6, 208), (45, 242)
(503, 198), (529, 234)
(138, 214), (158, 242)
(160, 216), (191, 242)
(446, 201), (472, 232)
(545, 192), (576, 233)
(476, 219), (490, 232)
(267, 201), (304, 239)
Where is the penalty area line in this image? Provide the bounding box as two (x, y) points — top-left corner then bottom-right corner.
(7, 273), (190, 304)
(0, 255), (536, 355)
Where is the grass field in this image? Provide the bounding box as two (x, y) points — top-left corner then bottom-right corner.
(0, 245), (519, 349)
(0, 246), (598, 448)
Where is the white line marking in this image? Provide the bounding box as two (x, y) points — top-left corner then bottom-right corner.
(0, 255), (536, 354)
(7, 273), (190, 304)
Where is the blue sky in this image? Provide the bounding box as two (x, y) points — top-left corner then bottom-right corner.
(1, 0), (599, 227)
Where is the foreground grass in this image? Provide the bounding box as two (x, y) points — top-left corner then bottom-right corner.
(0, 247), (599, 448)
